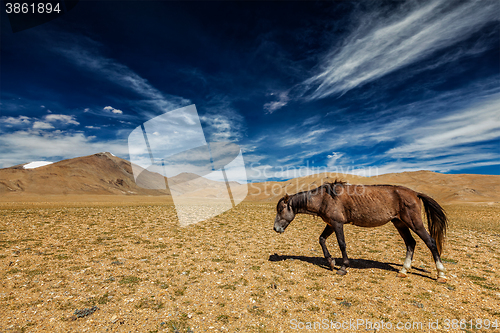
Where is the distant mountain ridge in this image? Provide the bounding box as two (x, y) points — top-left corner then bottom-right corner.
(1, 153), (499, 204)
(245, 171), (500, 204)
(0, 152), (239, 199)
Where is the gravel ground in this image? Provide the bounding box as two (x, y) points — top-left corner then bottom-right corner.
(1, 202), (499, 332)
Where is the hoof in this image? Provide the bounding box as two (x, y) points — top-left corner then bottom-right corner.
(437, 276), (448, 283)
(327, 258), (335, 271)
(336, 269), (347, 276)
(397, 272), (408, 278)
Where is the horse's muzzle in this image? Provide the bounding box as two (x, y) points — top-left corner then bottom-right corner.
(274, 226), (284, 233)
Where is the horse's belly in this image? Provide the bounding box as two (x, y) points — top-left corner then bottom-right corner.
(348, 211), (395, 227)
(351, 219), (389, 227)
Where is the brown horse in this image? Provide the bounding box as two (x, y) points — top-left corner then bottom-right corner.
(273, 181), (448, 282)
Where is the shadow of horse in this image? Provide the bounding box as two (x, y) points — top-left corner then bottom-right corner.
(268, 253), (434, 280)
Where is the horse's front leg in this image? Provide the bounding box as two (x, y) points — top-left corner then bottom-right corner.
(333, 222), (350, 275)
(394, 224), (416, 278)
(319, 225), (335, 270)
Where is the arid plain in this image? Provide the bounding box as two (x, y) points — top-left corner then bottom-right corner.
(1, 154), (499, 332)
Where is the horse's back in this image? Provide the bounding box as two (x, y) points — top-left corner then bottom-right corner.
(336, 184), (418, 226)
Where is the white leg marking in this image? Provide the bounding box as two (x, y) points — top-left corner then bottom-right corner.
(399, 254), (412, 276)
(399, 254), (412, 273)
(403, 256), (412, 271)
(436, 261), (446, 278)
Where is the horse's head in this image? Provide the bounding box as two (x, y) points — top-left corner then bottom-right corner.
(274, 193), (295, 233)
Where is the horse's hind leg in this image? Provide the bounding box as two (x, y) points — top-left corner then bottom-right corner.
(392, 220), (416, 278)
(333, 222), (350, 276)
(408, 218), (448, 283)
(319, 225), (335, 270)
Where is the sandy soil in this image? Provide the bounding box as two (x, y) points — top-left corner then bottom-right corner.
(1, 201), (499, 332)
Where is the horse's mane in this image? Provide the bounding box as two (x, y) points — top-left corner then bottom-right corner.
(279, 179), (346, 213)
(321, 179), (346, 198)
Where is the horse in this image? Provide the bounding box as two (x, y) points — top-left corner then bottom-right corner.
(273, 180), (448, 283)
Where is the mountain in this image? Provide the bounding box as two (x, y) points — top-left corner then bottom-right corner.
(1, 153), (499, 204)
(167, 172), (240, 198)
(0, 152), (170, 196)
(243, 171), (500, 204)
(0, 152), (239, 199)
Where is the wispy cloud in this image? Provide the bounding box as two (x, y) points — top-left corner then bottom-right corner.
(199, 96), (245, 142)
(387, 94), (500, 157)
(355, 152), (500, 177)
(332, 91), (500, 174)
(52, 35), (190, 115)
(252, 80), (500, 177)
(264, 91), (290, 114)
(278, 128), (330, 148)
(265, 0), (499, 112)
(303, 0), (499, 100)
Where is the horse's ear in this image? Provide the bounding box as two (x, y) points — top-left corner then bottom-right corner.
(283, 193), (290, 203)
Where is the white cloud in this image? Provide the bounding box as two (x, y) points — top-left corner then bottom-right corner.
(103, 106), (123, 115)
(327, 152), (343, 163)
(0, 130), (128, 168)
(303, 0), (499, 100)
(1, 114), (79, 131)
(0, 116), (31, 125)
(32, 121), (55, 129)
(264, 91), (290, 114)
(45, 114), (80, 125)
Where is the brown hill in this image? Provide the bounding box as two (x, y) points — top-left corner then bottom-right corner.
(167, 172), (241, 199)
(0, 153), (239, 200)
(1, 153), (498, 204)
(0, 152), (171, 197)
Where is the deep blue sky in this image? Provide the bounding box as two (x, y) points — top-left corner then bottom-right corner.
(1, 0), (499, 181)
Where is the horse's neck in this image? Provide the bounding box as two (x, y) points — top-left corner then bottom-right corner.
(294, 193), (324, 217)
(293, 195), (319, 216)
(296, 207), (317, 216)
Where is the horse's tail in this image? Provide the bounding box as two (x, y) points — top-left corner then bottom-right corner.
(417, 193), (448, 255)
